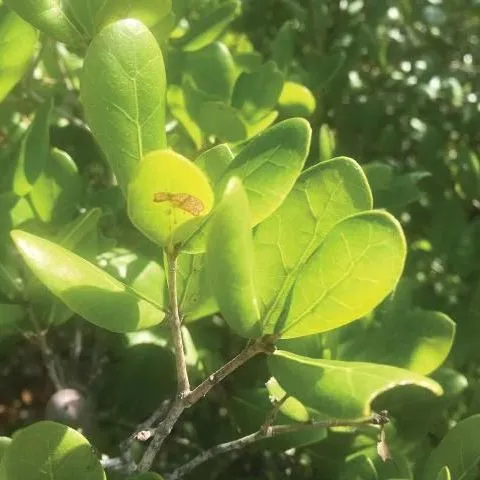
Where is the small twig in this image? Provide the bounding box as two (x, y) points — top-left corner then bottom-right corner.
(261, 394), (288, 433)
(186, 335), (276, 406)
(133, 399), (171, 442)
(26, 304), (65, 391)
(165, 412), (389, 480)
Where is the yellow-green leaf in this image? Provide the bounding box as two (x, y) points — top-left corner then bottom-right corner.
(127, 150), (214, 248)
(0, 9), (37, 102)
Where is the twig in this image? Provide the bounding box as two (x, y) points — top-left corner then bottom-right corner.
(133, 399), (171, 442)
(165, 412), (390, 480)
(167, 250), (190, 398)
(136, 249), (277, 472)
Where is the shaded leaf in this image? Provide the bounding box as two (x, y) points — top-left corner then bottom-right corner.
(29, 148), (81, 223)
(338, 280), (455, 375)
(185, 42), (236, 101)
(232, 61), (284, 124)
(13, 98), (52, 196)
(269, 350), (443, 419)
(422, 415), (480, 480)
(195, 143), (234, 185)
(176, 0), (240, 52)
(177, 252), (217, 321)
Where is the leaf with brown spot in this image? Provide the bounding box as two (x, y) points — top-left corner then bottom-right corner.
(153, 192), (205, 216)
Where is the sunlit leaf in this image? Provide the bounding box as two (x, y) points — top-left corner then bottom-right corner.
(5, 0), (171, 44)
(1, 421), (105, 480)
(278, 81), (316, 117)
(277, 210), (406, 338)
(127, 150), (214, 248)
(0, 10), (37, 102)
(255, 157), (372, 333)
(11, 230), (165, 332)
(81, 19), (167, 195)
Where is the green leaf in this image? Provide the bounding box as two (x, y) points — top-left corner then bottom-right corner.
(195, 143), (234, 185)
(177, 252), (217, 321)
(229, 387), (327, 451)
(1, 421), (105, 480)
(0, 303), (26, 336)
(0, 193), (35, 233)
(13, 98), (52, 196)
(185, 42), (236, 101)
(11, 230), (165, 333)
(185, 118), (311, 253)
(29, 148), (81, 223)
(0, 437), (11, 464)
(127, 150), (214, 248)
(278, 210), (406, 338)
(436, 466), (451, 480)
(271, 20), (296, 72)
(176, 0), (240, 52)
(98, 248), (166, 311)
(206, 177), (260, 337)
(0, 9), (37, 102)
(232, 61), (284, 124)
(318, 124), (335, 162)
(363, 163), (430, 209)
(422, 415), (480, 480)
(224, 117), (311, 226)
(167, 85), (204, 149)
(316, 51), (346, 88)
(56, 208), (103, 250)
(338, 281), (456, 375)
(195, 101), (247, 142)
(81, 19), (166, 195)
(128, 474), (164, 480)
(5, 0), (171, 44)
(278, 81), (316, 117)
(99, 342), (175, 423)
(268, 350), (443, 419)
(255, 157), (372, 333)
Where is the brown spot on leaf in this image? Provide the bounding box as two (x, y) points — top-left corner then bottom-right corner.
(153, 191), (204, 216)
